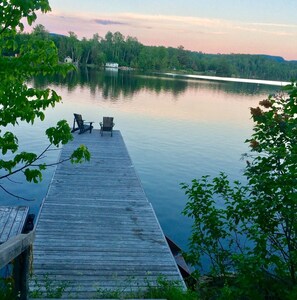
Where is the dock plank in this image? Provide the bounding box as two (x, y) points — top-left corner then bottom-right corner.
(31, 130), (184, 298)
(0, 206), (29, 244)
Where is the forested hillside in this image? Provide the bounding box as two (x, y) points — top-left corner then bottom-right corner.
(9, 24), (297, 81)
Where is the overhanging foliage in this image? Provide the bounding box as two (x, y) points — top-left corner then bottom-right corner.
(0, 0), (90, 200)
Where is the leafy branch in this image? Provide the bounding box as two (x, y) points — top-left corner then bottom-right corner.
(0, 1), (90, 201)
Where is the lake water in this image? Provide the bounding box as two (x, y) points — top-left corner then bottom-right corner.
(0, 69), (280, 250)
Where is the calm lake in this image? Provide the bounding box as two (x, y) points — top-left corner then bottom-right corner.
(1, 69), (280, 250)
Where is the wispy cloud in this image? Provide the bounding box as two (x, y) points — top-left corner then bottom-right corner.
(93, 19), (128, 26)
(41, 11), (233, 33)
(251, 22), (297, 29)
(232, 21), (297, 37)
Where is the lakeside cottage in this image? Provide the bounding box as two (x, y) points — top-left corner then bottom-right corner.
(64, 56), (73, 63)
(105, 62), (119, 69)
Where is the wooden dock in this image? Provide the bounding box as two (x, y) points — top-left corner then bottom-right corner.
(0, 206), (35, 300)
(0, 206), (29, 244)
(31, 130), (185, 299)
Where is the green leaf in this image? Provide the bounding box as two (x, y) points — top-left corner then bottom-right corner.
(70, 145), (91, 164)
(24, 168), (42, 183)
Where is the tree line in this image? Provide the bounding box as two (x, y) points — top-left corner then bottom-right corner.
(6, 24), (297, 81)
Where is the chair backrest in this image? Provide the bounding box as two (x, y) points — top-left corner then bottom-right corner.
(74, 113), (84, 128)
(103, 117), (113, 128)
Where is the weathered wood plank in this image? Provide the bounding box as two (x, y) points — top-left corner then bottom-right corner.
(0, 231), (35, 268)
(0, 206), (29, 244)
(31, 130), (185, 298)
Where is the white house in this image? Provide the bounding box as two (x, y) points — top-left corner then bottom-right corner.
(105, 62), (119, 69)
(64, 56), (73, 63)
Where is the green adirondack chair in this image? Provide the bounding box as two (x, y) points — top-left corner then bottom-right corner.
(100, 117), (115, 136)
(71, 113), (93, 134)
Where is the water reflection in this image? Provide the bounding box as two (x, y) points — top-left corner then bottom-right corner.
(32, 68), (277, 101)
(3, 69), (281, 251)
(32, 68), (189, 99)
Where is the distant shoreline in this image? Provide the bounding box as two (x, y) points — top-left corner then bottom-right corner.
(162, 73), (291, 87)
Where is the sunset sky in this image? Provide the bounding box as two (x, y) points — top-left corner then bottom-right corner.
(32, 0), (297, 60)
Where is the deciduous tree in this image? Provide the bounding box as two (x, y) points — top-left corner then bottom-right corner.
(0, 0), (90, 199)
(182, 83), (297, 299)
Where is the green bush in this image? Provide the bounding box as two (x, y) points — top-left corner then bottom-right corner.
(182, 82), (297, 299)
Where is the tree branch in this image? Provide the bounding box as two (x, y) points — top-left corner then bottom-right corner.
(0, 144), (52, 180)
(0, 184), (34, 201)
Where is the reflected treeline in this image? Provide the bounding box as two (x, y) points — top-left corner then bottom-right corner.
(32, 68), (189, 99)
(200, 80), (278, 96)
(32, 68), (280, 100)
